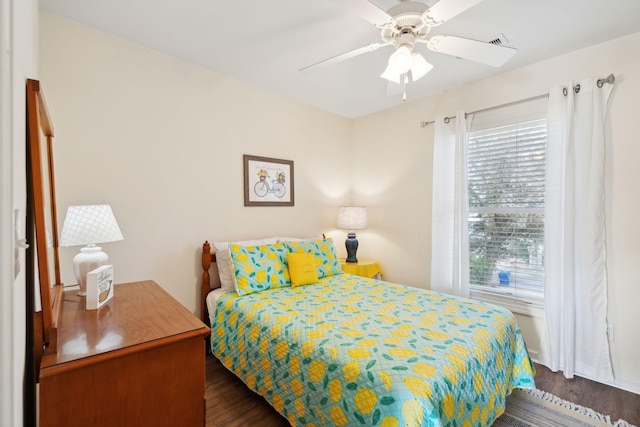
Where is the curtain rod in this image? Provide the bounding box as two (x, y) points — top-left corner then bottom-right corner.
(420, 73), (615, 128)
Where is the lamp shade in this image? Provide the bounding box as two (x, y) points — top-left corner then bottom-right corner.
(390, 45), (412, 74)
(381, 49), (433, 84)
(59, 205), (124, 247)
(410, 52), (433, 81)
(337, 206), (368, 230)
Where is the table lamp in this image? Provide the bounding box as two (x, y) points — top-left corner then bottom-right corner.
(337, 206), (368, 263)
(59, 204), (124, 296)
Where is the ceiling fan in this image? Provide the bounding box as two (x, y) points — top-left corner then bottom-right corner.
(301, 0), (517, 89)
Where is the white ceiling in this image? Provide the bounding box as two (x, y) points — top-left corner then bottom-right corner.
(39, 0), (640, 119)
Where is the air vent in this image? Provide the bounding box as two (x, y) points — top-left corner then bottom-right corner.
(488, 33), (508, 46)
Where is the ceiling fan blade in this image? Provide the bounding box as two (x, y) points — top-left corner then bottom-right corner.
(426, 35), (517, 67)
(299, 43), (387, 72)
(423, 0), (483, 25)
(330, 0), (396, 26)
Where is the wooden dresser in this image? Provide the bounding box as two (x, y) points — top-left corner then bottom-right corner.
(39, 280), (210, 427)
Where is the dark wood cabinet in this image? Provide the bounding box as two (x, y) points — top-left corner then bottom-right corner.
(39, 280), (210, 426)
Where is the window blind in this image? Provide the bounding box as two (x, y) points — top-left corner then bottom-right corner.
(467, 119), (546, 299)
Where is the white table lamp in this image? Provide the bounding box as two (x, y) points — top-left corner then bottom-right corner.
(337, 206), (368, 263)
(59, 205), (124, 296)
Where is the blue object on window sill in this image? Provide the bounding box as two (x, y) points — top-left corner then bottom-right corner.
(499, 271), (510, 286)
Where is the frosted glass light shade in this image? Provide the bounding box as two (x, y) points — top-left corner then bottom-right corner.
(381, 50), (433, 83)
(391, 45), (412, 74)
(410, 52), (433, 81)
(380, 58), (402, 84)
(337, 206), (368, 230)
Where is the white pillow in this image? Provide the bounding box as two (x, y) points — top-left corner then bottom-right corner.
(276, 236), (314, 242)
(213, 238), (279, 291)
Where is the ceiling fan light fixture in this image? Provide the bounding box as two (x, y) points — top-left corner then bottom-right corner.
(303, 0), (518, 95)
(381, 44), (414, 83)
(381, 47), (433, 84)
(390, 44), (413, 74)
(380, 59), (401, 84)
(410, 52), (433, 81)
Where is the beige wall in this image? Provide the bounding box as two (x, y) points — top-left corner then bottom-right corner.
(39, 11), (639, 394)
(352, 33), (640, 393)
(39, 12), (352, 315)
(1, 0), (38, 424)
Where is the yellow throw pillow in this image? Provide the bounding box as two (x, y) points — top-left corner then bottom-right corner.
(287, 252), (318, 287)
(286, 238), (342, 278)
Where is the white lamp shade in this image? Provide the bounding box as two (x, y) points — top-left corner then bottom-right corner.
(410, 52), (433, 81)
(382, 50), (433, 84)
(337, 206), (368, 230)
(381, 46), (433, 84)
(380, 58), (402, 84)
(391, 45), (412, 74)
(381, 45), (412, 83)
(59, 205), (124, 247)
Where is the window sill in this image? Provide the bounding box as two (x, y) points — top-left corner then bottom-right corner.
(470, 288), (544, 318)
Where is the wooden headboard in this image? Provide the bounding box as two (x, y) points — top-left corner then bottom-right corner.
(201, 241), (216, 327)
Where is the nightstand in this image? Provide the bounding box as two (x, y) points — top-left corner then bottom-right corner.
(339, 258), (382, 279)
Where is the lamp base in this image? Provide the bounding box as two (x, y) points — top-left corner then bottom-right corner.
(345, 232), (359, 263)
(73, 245), (109, 296)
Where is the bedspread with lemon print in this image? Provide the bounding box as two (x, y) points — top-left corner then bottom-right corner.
(211, 274), (535, 427)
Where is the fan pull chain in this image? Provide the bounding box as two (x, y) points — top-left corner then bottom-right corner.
(402, 74), (408, 102)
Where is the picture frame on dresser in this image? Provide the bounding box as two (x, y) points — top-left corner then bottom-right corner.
(26, 78), (63, 378)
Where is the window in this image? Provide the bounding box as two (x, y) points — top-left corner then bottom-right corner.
(467, 119), (546, 304)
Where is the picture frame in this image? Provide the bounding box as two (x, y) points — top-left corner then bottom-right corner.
(244, 155), (294, 206)
(86, 265), (114, 310)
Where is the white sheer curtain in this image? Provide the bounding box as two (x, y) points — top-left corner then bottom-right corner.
(430, 111), (472, 297)
(540, 78), (614, 381)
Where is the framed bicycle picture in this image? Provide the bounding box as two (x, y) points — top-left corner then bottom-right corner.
(243, 154), (294, 206)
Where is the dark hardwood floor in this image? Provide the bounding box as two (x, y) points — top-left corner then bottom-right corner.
(205, 355), (640, 426)
(206, 355), (288, 427)
(532, 363), (640, 426)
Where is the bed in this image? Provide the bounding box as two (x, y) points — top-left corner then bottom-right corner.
(201, 238), (535, 427)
